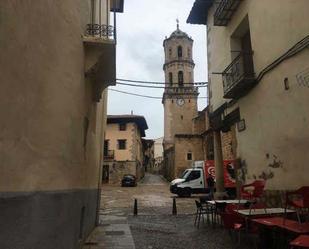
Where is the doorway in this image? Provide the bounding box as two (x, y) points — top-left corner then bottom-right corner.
(102, 165), (109, 183)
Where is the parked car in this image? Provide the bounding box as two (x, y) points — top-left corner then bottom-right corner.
(121, 174), (137, 187)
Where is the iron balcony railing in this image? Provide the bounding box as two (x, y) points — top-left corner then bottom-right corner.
(104, 150), (115, 160)
(222, 52), (255, 99)
(164, 86), (199, 95)
(214, 0), (241, 26)
(86, 24), (114, 39)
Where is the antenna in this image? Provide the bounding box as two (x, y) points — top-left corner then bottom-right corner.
(176, 18), (179, 30)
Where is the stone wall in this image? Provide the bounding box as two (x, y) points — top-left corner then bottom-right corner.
(174, 136), (204, 178)
(107, 161), (137, 185)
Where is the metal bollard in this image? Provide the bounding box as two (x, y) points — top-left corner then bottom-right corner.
(172, 197), (177, 215)
(133, 199), (138, 216)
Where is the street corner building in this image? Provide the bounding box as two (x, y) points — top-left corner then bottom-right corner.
(103, 115), (149, 184)
(0, 0), (124, 248)
(187, 0), (309, 201)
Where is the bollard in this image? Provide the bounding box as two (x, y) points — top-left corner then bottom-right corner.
(133, 199), (138, 216)
(172, 197), (177, 215)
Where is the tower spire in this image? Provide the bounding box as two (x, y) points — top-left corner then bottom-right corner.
(176, 18), (179, 30)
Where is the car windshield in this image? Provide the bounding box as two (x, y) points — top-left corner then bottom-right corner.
(180, 170), (190, 179)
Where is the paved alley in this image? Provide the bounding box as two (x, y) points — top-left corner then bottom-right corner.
(83, 173), (254, 249)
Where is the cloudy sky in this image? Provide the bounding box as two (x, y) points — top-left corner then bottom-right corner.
(107, 0), (207, 139)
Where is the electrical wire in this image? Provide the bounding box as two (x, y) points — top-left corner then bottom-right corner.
(256, 35), (309, 83)
(109, 89), (208, 99)
(115, 81), (207, 89)
(117, 78), (208, 85)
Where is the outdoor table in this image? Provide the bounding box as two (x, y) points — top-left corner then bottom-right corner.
(252, 217), (309, 248)
(204, 199), (248, 227)
(290, 235), (309, 248)
(236, 208), (295, 216)
(236, 208), (296, 239)
(252, 217), (309, 233)
(206, 199), (248, 205)
(252, 217), (285, 249)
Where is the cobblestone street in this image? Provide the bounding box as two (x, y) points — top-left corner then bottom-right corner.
(84, 173), (254, 249)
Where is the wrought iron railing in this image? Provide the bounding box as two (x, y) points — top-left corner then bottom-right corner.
(222, 52), (255, 97)
(104, 150), (115, 160)
(164, 86), (198, 95)
(86, 24), (114, 39)
(214, 0), (241, 26)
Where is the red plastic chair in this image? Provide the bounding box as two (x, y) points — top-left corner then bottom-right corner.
(240, 180), (266, 214)
(240, 180), (266, 200)
(285, 186), (309, 223)
(220, 211), (245, 245)
(290, 235), (309, 248)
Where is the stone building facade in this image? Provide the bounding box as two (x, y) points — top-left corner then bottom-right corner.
(187, 0), (309, 198)
(103, 115), (148, 184)
(0, 1), (124, 248)
(142, 139), (155, 173)
(153, 137), (164, 173)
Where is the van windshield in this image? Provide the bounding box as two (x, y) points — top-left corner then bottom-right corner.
(180, 170), (190, 179)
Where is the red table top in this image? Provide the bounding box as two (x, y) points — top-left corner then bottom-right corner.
(252, 217), (309, 234)
(252, 217), (285, 227)
(290, 235), (309, 247)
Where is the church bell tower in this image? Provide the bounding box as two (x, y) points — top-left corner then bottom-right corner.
(162, 21), (199, 150)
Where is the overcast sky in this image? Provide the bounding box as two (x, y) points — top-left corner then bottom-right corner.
(107, 0), (207, 139)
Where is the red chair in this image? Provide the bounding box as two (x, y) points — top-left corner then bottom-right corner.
(290, 235), (309, 248)
(240, 180), (266, 200)
(220, 211), (245, 246)
(240, 180), (266, 214)
(285, 186), (309, 223)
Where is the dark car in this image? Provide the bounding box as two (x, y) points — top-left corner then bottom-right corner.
(121, 174), (137, 187)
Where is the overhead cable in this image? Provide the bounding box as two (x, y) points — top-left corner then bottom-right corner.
(117, 78), (208, 85)
(115, 82), (207, 89)
(109, 89), (208, 99)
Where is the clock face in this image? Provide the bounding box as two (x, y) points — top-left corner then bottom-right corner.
(176, 98), (185, 106)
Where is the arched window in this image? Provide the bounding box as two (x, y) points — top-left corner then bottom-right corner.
(177, 46), (182, 58)
(178, 71), (184, 86)
(169, 72), (173, 85)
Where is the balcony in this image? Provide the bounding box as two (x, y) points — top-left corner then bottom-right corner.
(222, 52), (256, 99)
(214, 0), (241, 26)
(85, 24), (115, 40)
(104, 150), (115, 161)
(83, 24), (116, 102)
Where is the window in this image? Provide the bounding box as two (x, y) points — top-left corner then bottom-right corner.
(104, 140), (109, 156)
(181, 115), (183, 120)
(119, 123), (126, 131)
(169, 48), (172, 58)
(118, 139), (126, 150)
(187, 152), (192, 161)
(178, 71), (184, 86)
(169, 72), (173, 85)
(177, 46), (182, 58)
(187, 170), (200, 181)
(206, 133), (214, 160)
